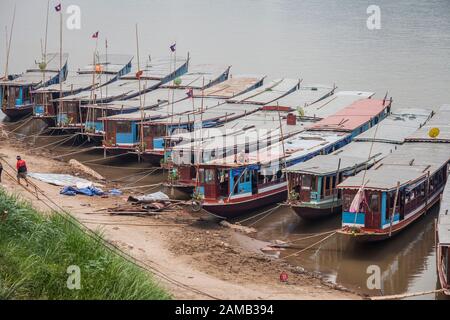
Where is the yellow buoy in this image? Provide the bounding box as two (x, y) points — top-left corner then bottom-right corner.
(428, 127), (440, 138)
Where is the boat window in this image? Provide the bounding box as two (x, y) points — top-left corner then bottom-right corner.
(301, 175), (311, 190)
(369, 193), (380, 212)
(343, 193), (352, 211)
(204, 169), (215, 184)
(116, 121), (131, 133)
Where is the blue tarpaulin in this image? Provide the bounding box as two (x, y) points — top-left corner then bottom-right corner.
(60, 186), (104, 197)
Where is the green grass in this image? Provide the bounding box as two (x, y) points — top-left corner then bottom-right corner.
(0, 189), (171, 300)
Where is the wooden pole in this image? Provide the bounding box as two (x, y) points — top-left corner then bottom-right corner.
(330, 158), (342, 212)
(4, 4), (16, 79)
(135, 24), (145, 155)
(277, 102), (290, 193)
(42, 0), (50, 114)
(389, 181), (401, 237)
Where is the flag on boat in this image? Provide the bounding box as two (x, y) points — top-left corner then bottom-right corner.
(170, 43), (176, 52)
(186, 88), (194, 98)
(54, 3), (61, 11)
(92, 31), (99, 39)
(349, 186), (367, 213)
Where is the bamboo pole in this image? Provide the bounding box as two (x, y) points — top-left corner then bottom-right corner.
(4, 4), (16, 79)
(389, 181), (401, 237)
(370, 289), (444, 300)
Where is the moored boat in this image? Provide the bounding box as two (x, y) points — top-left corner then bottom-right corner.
(53, 55), (189, 132)
(32, 54), (133, 126)
(0, 53), (68, 120)
(286, 108), (432, 220)
(100, 74), (265, 160)
(338, 105), (450, 242)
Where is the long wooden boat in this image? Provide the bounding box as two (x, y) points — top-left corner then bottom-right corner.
(138, 78), (300, 164)
(0, 53), (68, 120)
(286, 108), (432, 220)
(437, 171), (450, 296)
(101, 75), (265, 158)
(52, 55), (189, 131)
(196, 97), (391, 219)
(81, 64), (231, 142)
(166, 86), (352, 194)
(338, 105), (450, 242)
(32, 54), (133, 125)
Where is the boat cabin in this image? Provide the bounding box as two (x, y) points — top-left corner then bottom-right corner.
(32, 54), (133, 120)
(0, 53), (68, 119)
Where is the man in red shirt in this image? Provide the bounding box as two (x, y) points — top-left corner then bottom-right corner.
(16, 156), (29, 187)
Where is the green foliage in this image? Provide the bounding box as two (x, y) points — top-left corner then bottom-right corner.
(0, 189), (171, 300)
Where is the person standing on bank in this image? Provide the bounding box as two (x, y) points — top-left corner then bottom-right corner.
(16, 156), (29, 187)
(0, 160), (3, 183)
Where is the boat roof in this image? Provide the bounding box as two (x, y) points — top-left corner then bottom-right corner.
(161, 64), (230, 89)
(0, 53), (69, 86)
(77, 54), (133, 74)
(337, 142), (450, 191)
(405, 105), (450, 143)
(143, 102), (261, 126)
(57, 78), (156, 103)
(354, 108), (432, 144)
(302, 91), (375, 119)
(438, 179), (450, 245)
(120, 55), (188, 80)
(34, 72), (111, 94)
(91, 88), (189, 111)
(100, 97), (226, 121)
(204, 130), (349, 167)
(263, 84), (335, 109)
(227, 78), (300, 105)
(170, 114), (317, 153)
(285, 109), (433, 175)
(285, 141), (399, 175)
(201, 75), (265, 98)
(35, 54), (133, 94)
(308, 98), (391, 132)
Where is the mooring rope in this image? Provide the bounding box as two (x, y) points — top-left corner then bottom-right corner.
(282, 232), (337, 259)
(0, 162), (220, 300)
(236, 204), (282, 225)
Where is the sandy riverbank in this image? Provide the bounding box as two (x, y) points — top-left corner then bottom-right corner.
(0, 135), (359, 300)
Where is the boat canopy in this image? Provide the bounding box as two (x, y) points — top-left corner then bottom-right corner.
(354, 108), (432, 144)
(228, 78), (300, 105)
(284, 109), (432, 175)
(0, 53), (69, 87)
(120, 55), (188, 81)
(301, 91), (375, 119)
(337, 142), (450, 191)
(308, 98), (391, 132)
(263, 84), (335, 110)
(201, 75), (265, 99)
(77, 54), (133, 74)
(161, 64), (231, 90)
(406, 105), (450, 143)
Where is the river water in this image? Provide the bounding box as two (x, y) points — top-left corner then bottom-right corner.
(1, 0), (450, 299)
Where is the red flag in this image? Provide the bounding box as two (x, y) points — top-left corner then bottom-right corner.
(92, 31), (99, 39)
(170, 43), (176, 52)
(54, 3), (61, 11)
(186, 88), (194, 98)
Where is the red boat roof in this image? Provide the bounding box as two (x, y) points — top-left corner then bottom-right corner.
(307, 99), (391, 132)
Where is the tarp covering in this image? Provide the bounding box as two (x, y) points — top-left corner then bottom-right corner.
(128, 191), (170, 203)
(60, 185), (104, 197)
(28, 173), (96, 187)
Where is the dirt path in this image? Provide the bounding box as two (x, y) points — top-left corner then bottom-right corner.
(0, 138), (359, 300)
